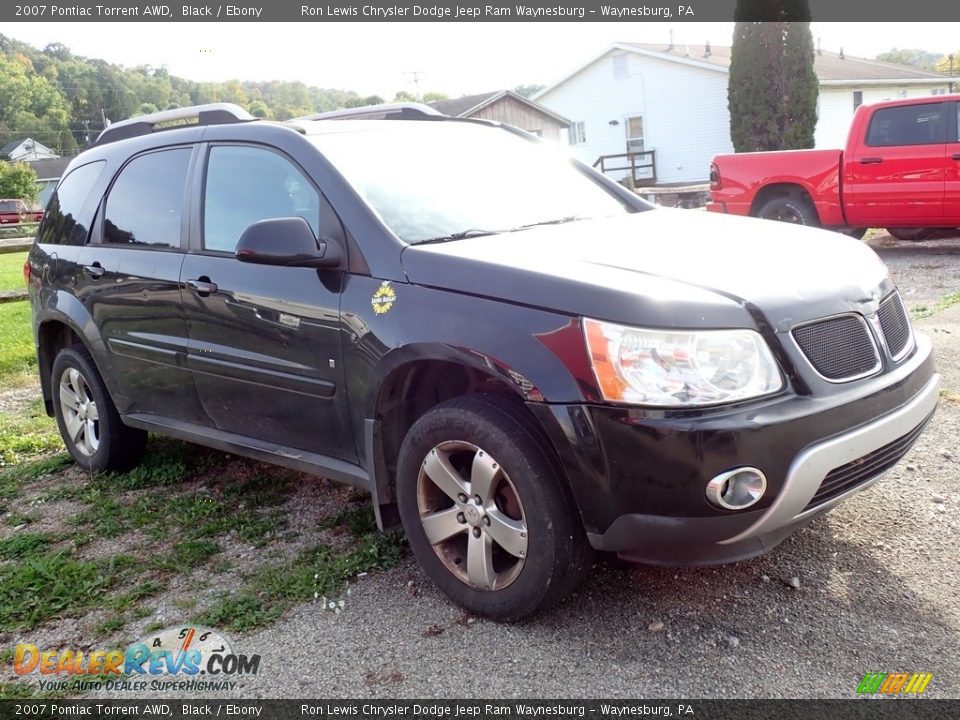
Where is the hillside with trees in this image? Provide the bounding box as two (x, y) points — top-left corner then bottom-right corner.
(0, 33), (386, 155)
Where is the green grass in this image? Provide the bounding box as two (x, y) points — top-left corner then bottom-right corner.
(0, 552), (139, 630)
(0, 251), (28, 293)
(0, 532), (54, 560)
(912, 291), (960, 320)
(197, 507), (405, 632)
(0, 299), (36, 381)
(0, 439), (407, 640)
(0, 397), (62, 466)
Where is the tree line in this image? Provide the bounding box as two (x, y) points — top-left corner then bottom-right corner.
(0, 33), (450, 155)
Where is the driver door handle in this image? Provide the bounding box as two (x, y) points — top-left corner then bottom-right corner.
(859, 157), (883, 165)
(186, 278), (218, 296)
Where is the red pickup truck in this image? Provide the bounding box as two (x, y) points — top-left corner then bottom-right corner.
(0, 198), (43, 225)
(707, 94), (960, 240)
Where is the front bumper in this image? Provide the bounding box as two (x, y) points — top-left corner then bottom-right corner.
(529, 334), (939, 566)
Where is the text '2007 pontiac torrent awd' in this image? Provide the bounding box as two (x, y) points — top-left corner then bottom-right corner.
(26, 103), (939, 620)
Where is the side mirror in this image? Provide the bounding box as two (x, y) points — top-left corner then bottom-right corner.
(235, 216), (342, 269)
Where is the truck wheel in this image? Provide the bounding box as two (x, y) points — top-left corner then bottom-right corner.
(756, 195), (818, 226)
(841, 228), (868, 240)
(396, 396), (592, 621)
(887, 227), (935, 242)
(51, 344), (146, 473)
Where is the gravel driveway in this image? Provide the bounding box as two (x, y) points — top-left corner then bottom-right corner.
(73, 232), (960, 699)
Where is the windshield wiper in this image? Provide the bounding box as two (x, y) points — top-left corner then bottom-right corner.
(518, 215), (585, 229)
(415, 229), (502, 245)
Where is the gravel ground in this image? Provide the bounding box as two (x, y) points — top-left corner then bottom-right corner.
(75, 231), (959, 700)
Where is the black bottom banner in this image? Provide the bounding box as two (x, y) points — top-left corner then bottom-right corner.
(0, 700), (957, 720)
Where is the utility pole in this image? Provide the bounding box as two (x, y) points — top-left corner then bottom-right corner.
(404, 71), (425, 101)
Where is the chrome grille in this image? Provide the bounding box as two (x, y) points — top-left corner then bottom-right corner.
(878, 292), (911, 359)
(792, 314), (879, 381)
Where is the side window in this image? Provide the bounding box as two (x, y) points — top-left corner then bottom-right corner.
(36, 161), (106, 246)
(203, 145), (320, 253)
(104, 148), (191, 248)
(865, 103), (945, 147)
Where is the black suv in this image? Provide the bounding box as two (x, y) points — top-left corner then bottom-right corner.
(27, 103), (939, 620)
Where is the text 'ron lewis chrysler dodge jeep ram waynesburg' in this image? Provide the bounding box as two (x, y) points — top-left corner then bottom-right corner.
(26, 103), (939, 620)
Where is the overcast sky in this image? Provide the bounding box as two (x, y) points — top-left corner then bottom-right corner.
(6, 22), (960, 98)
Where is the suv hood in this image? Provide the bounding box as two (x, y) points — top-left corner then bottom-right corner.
(400, 208), (891, 331)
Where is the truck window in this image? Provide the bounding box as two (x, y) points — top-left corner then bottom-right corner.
(865, 103), (945, 147)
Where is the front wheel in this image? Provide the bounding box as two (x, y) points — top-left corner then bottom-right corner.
(887, 227), (935, 242)
(51, 345), (146, 473)
(756, 195), (819, 226)
(396, 396), (592, 621)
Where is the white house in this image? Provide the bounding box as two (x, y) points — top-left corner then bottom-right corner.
(0, 138), (60, 162)
(534, 43), (958, 185)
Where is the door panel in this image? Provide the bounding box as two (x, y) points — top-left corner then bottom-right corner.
(845, 101), (947, 225)
(946, 101), (960, 223)
(180, 256), (352, 460)
(82, 146), (205, 422)
(182, 144), (353, 460)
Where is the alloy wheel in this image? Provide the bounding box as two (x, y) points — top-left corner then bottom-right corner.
(417, 441), (528, 591)
(59, 366), (100, 456)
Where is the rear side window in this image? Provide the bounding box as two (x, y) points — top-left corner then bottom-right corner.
(36, 161), (106, 246)
(866, 103), (945, 147)
(104, 148), (191, 248)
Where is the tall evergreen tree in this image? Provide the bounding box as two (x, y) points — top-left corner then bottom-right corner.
(728, 0), (818, 152)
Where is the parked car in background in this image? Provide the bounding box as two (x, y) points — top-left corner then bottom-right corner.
(27, 103), (939, 621)
(0, 198), (43, 225)
(708, 94), (960, 240)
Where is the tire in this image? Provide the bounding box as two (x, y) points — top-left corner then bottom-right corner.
(396, 395), (592, 621)
(51, 344), (146, 473)
(756, 195), (819, 226)
(887, 227), (935, 242)
(840, 227), (868, 240)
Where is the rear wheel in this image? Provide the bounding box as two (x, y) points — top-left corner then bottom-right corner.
(756, 195), (819, 226)
(51, 345), (146, 473)
(887, 227), (935, 242)
(396, 396), (592, 621)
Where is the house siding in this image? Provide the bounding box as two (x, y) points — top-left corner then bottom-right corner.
(538, 47), (954, 185)
(538, 50), (734, 184)
(468, 96), (566, 141)
(814, 84), (953, 148)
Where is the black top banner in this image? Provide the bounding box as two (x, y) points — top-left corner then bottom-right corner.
(3, 0), (960, 22)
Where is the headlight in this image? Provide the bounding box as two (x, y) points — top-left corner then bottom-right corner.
(583, 318), (784, 407)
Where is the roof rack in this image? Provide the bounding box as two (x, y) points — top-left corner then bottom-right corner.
(295, 103), (445, 122)
(95, 103), (255, 146)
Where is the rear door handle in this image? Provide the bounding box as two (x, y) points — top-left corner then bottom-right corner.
(859, 157), (884, 165)
(185, 277), (218, 296)
(83, 262), (104, 279)
(952, 153), (960, 161)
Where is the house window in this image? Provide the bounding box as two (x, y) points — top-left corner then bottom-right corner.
(613, 53), (629, 80)
(931, 88), (947, 95)
(626, 116), (645, 153)
(853, 91), (863, 110)
(569, 121), (586, 145)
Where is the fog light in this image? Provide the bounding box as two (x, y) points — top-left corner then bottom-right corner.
(706, 467), (767, 510)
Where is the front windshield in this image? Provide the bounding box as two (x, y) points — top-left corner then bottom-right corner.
(309, 122), (635, 244)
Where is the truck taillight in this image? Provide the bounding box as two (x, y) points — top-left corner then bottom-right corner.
(23, 259), (31, 286)
(709, 163), (721, 190)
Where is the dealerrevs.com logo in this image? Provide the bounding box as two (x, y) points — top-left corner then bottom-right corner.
(13, 625), (260, 693)
(856, 673), (933, 695)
